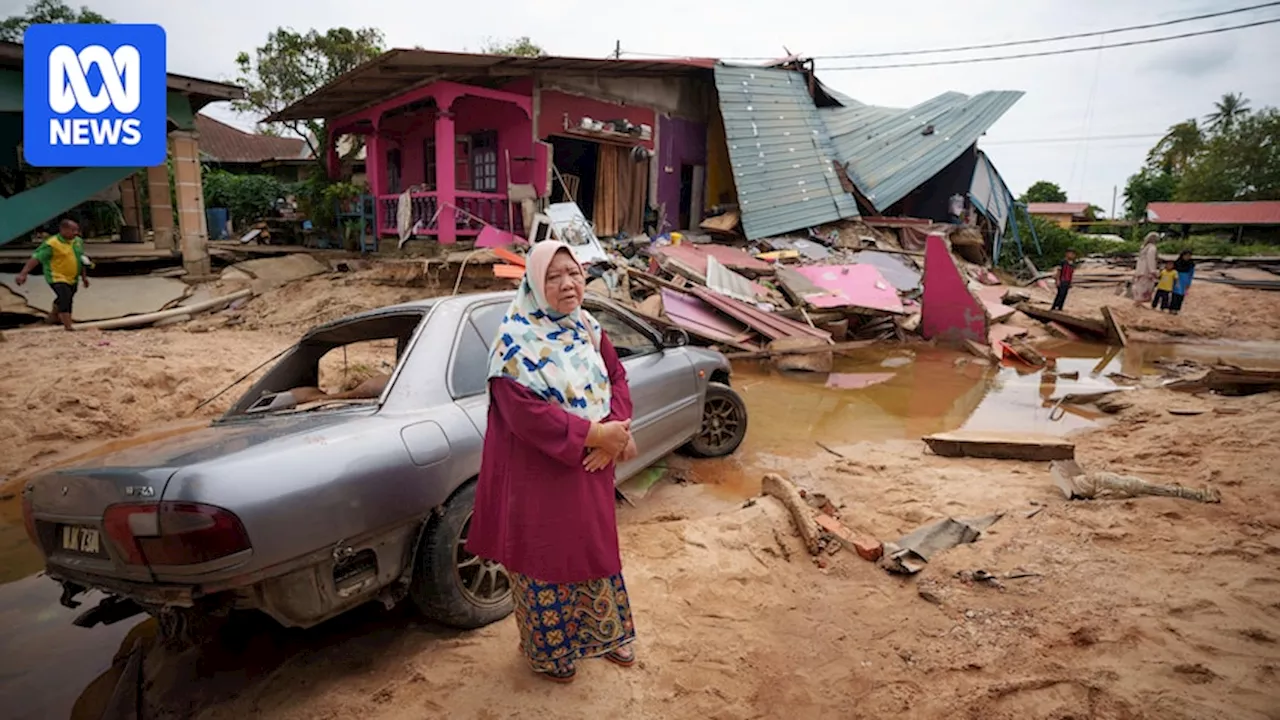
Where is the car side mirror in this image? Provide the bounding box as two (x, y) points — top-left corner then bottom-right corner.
(661, 327), (689, 348)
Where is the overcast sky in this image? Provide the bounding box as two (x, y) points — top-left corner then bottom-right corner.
(7, 0), (1279, 215)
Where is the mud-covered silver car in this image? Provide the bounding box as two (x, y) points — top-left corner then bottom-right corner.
(20, 291), (748, 640)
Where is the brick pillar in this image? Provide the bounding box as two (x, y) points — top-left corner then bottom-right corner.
(119, 175), (144, 242)
(169, 130), (211, 276)
(146, 164), (176, 251)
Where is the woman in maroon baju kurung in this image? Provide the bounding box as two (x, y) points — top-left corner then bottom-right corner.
(466, 241), (639, 683)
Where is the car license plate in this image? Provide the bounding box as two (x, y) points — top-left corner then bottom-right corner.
(61, 525), (102, 555)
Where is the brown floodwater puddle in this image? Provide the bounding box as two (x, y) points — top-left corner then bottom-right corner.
(0, 339), (1273, 718)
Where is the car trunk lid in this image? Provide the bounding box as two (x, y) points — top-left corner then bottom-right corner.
(24, 412), (362, 582)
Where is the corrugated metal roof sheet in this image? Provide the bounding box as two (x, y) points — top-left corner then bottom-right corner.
(714, 65), (859, 240)
(821, 90), (1023, 213)
(271, 48), (714, 122)
(1146, 201), (1280, 226)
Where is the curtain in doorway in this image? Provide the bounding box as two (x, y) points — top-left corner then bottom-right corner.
(593, 144), (648, 237)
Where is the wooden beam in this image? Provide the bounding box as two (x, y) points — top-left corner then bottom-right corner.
(1014, 303), (1108, 336)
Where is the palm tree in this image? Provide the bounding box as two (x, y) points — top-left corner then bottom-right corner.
(1148, 119), (1203, 173)
(1205, 93), (1251, 133)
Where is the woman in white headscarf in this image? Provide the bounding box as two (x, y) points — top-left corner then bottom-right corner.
(1131, 232), (1160, 303)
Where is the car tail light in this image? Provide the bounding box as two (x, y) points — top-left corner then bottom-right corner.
(20, 490), (39, 546)
(103, 502), (250, 566)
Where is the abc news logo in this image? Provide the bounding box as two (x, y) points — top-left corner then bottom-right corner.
(47, 44), (144, 147)
(23, 24), (166, 167)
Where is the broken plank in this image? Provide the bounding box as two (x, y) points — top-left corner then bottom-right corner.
(1100, 306), (1128, 347)
(923, 430), (1075, 461)
(1014, 303), (1108, 337)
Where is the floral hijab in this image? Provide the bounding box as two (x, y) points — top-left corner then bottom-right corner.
(485, 241), (612, 421)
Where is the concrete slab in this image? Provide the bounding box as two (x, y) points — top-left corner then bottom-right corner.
(0, 274), (190, 322)
(231, 253), (327, 291)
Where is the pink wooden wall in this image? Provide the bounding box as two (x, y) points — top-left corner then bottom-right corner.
(537, 89), (655, 149)
(376, 95), (535, 191)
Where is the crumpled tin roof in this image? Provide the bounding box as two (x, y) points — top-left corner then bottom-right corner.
(821, 89), (1024, 213)
(714, 65), (860, 240)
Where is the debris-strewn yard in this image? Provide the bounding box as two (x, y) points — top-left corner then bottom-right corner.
(84, 385), (1274, 720)
(3, 246), (1280, 720)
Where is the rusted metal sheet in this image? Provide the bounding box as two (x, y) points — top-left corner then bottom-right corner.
(688, 285), (829, 342)
(653, 243), (772, 276)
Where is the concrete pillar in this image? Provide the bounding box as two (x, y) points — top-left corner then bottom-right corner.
(434, 104), (457, 245)
(146, 164), (176, 251)
(169, 130), (211, 277)
(119, 175), (145, 243)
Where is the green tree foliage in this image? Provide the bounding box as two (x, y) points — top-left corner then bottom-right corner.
(1205, 92), (1251, 133)
(202, 169), (291, 229)
(1018, 180), (1067, 204)
(1147, 120), (1203, 174)
(480, 36), (545, 57)
(1123, 95), (1279, 221)
(0, 0), (109, 42)
(1123, 168), (1178, 220)
(1000, 215), (1126, 270)
(234, 27), (385, 172)
(1177, 108), (1280, 202)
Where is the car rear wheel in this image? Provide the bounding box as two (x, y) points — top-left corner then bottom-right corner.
(680, 382), (748, 458)
(409, 481), (513, 629)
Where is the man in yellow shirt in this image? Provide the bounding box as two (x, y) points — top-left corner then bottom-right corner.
(16, 219), (92, 330)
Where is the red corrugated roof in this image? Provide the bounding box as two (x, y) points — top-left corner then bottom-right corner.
(1146, 201), (1280, 226)
(195, 114), (309, 164)
(1026, 202), (1090, 216)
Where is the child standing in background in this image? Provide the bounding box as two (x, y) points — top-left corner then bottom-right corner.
(1152, 261), (1178, 311)
(1051, 249), (1077, 311)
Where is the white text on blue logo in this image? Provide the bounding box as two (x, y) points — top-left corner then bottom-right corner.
(47, 44), (143, 147)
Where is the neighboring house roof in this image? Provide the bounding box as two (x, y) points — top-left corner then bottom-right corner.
(1146, 201), (1280, 226)
(195, 114), (310, 163)
(0, 40), (243, 112)
(713, 65), (859, 240)
(270, 48), (715, 122)
(1026, 202), (1091, 216)
(820, 89), (1024, 213)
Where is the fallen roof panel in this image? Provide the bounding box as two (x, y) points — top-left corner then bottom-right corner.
(714, 65), (860, 240)
(821, 90), (1023, 213)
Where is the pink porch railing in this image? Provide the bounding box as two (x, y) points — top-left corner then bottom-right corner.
(377, 191), (524, 240)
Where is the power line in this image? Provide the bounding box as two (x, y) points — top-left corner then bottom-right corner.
(619, 1), (1280, 61)
(818, 17), (1280, 71)
(983, 133), (1164, 145)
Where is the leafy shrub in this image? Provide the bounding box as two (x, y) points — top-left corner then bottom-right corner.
(202, 169), (291, 228)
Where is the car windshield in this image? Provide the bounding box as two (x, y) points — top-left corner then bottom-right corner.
(223, 312), (426, 418)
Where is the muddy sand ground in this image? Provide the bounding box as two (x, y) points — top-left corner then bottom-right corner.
(0, 273), (1278, 719)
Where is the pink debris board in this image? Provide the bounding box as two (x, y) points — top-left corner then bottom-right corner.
(921, 233), (989, 344)
(476, 226), (525, 248)
(974, 285), (1016, 322)
(656, 244), (771, 276)
(794, 264), (904, 314)
(660, 289), (754, 347)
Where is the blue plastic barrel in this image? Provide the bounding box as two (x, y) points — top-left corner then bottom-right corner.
(206, 208), (230, 240)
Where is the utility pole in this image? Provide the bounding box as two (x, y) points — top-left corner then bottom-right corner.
(1111, 185), (1117, 220)
(613, 40), (621, 60)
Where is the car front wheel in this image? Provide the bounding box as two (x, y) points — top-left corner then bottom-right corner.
(681, 382), (748, 458)
(409, 481), (513, 629)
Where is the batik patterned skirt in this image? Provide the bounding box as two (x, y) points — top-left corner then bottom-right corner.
(510, 571), (636, 673)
